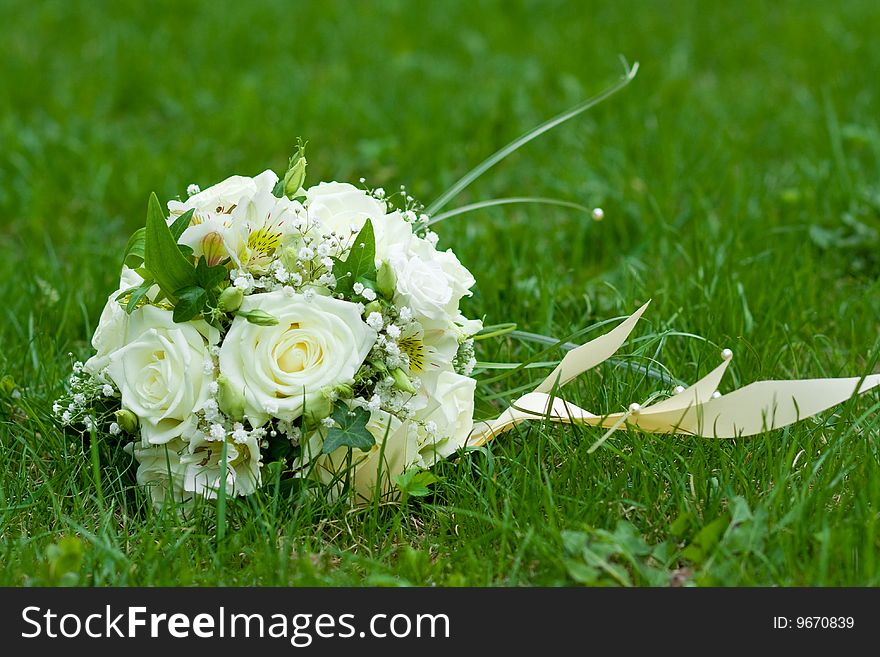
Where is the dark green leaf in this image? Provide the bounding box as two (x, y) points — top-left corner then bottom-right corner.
(331, 219), (377, 296)
(194, 256), (229, 290)
(144, 192), (196, 300)
(169, 208), (195, 241)
(115, 276), (155, 314)
(122, 227), (146, 268)
(321, 405), (375, 454)
(172, 285), (207, 323)
(394, 469), (440, 498)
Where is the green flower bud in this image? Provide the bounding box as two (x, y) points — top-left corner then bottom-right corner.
(239, 309), (279, 326)
(376, 261), (396, 299)
(303, 394), (332, 422)
(390, 368), (417, 395)
(114, 409), (139, 434)
(363, 301), (382, 318)
(369, 359), (388, 375)
(217, 286), (244, 313)
(283, 154), (307, 198)
(217, 375), (245, 421)
(326, 383), (353, 400)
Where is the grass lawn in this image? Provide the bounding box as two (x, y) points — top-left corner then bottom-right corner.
(2, 0), (880, 586)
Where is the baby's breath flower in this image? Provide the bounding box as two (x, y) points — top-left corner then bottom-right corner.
(231, 422), (249, 443)
(366, 312), (384, 331)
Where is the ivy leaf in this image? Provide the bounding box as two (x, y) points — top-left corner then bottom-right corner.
(394, 469), (441, 499)
(143, 192), (196, 302)
(332, 219), (377, 296)
(321, 405), (375, 454)
(172, 285), (207, 323)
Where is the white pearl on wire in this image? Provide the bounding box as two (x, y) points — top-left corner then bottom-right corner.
(628, 402), (641, 415)
(711, 391), (722, 399)
(673, 385), (686, 394)
(591, 207), (605, 221)
(721, 348), (733, 360)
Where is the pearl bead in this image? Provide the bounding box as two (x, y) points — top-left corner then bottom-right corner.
(673, 385), (686, 394)
(591, 207), (604, 221)
(721, 348), (733, 360)
(712, 391), (722, 399)
(628, 402), (641, 415)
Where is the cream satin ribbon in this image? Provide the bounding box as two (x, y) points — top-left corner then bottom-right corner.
(468, 301), (880, 446)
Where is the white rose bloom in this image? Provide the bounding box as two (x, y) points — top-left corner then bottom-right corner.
(392, 237), (476, 328)
(219, 291), (376, 426)
(414, 370), (477, 467)
(393, 253), (453, 325)
(84, 266), (155, 376)
(180, 433), (262, 499)
(305, 182), (413, 260)
(128, 439), (190, 510)
(296, 408), (420, 503)
(106, 305), (219, 445)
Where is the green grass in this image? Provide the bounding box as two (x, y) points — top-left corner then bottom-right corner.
(2, 0), (880, 586)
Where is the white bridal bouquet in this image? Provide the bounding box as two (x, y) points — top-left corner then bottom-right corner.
(55, 65), (880, 510)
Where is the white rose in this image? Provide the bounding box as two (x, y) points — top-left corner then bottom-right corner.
(297, 408), (420, 503)
(415, 371), (476, 467)
(219, 291), (376, 426)
(305, 182), (413, 260)
(180, 433), (262, 499)
(84, 266), (154, 376)
(393, 254), (452, 324)
(106, 305), (219, 445)
(394, 238), (476, 324)
(168, 169), (278, 216)
(127, 439), (190, 510)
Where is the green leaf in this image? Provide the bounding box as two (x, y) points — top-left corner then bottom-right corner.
(122, 227), (146, 268)
(332, 219), (377, 296)
(143, 192), (196, 301)
(172, 285), (207, 323)
(194, 256), (229, 290)
(115, 275), (155, 314)
(681, 515), (729, 563)
(169, 208), (195, 240)
(321, 405), (375, 454)
(394, 469), (440, 498)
